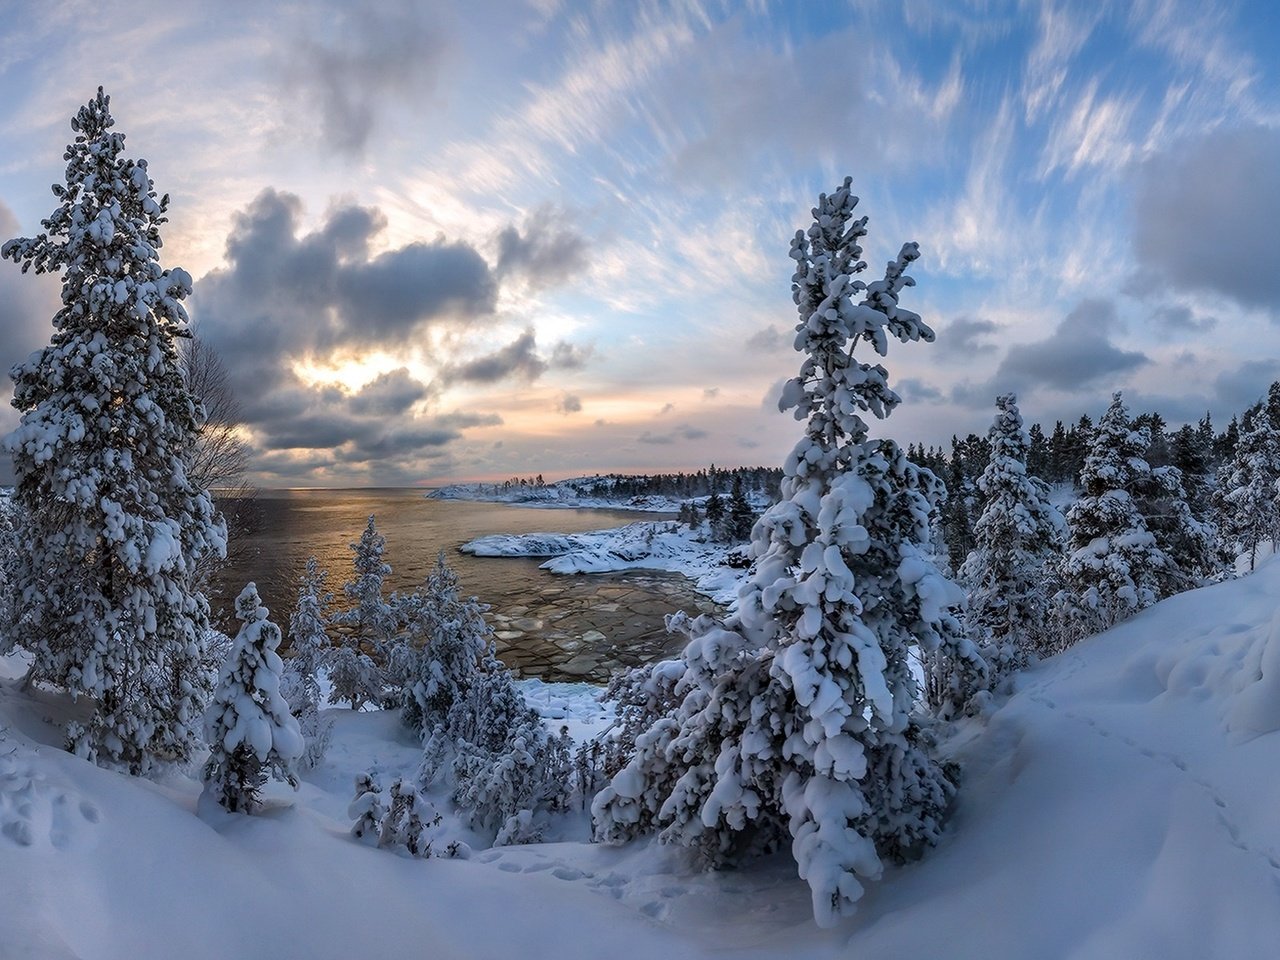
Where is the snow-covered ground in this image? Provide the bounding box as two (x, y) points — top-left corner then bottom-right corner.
(428, 478), (683, 513)
(6, 556), (1280, 957)
(462, 520), (748, 606)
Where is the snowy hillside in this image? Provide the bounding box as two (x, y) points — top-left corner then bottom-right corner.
(4, 558), (1280, 958)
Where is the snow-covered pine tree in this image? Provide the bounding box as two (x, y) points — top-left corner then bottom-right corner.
(725, 475), (755, 542)
(400, 551), (489, 735)
(1056, 393), (1172, 642)
(1, 89), (226, 772)
(282, 556), (334, 769)
(958, 394), (1066, 671)
(203, 583), (304, 813)
(592, 178), (984, 927)
(330, 515), (396, 710)
(1217, 403), (1280, 570)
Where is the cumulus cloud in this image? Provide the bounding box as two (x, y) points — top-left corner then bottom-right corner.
(557, 393), (582, 414)
(1133, 125), (1280, 313)
(196, 189), (496, 388)
(281, 4), (452, 155)
(952, 300), (1148, 406)
(495, 205), (590, 290)
(189, 190), (510, 481)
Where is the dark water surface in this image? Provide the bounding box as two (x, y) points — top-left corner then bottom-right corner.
(211, 489), (719, 682)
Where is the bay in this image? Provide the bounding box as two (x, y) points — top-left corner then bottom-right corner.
(211, 488), (718, 683)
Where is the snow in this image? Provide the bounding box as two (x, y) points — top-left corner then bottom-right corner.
(462, 520), (748, 606)
(6, 553), (1280, 953)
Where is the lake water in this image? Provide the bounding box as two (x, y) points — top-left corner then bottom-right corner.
(211, 489), (719, 683)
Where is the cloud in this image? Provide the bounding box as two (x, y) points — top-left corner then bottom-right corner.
(280, 4), (452, 155)
(897, 378), (944, 404)
(1213, 359), (1280, 413)
(658, 402), (675, 415)
(937, 317), (999, 359)
(443, 329), (589, 385)
(746, 325), (789, 352)
(196, 190), (496, 385)
(1132, 125), (1280, 312)
(189, 190), (509, 481)
(953, 300), (1149, 406)
(702, 387), (720, 400)
(557, 393), (582, 414)
(1150, 304), (1216, 335)
(638, 423), (707, 444)
(348, 368), (431, 416)
(495, 205), (590, 290)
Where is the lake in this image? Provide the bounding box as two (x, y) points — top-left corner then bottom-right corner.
(211, 488), (719, 683)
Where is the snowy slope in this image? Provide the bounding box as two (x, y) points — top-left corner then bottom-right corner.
(5, 558), (1280, 958)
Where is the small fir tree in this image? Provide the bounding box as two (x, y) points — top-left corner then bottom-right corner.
(330, 515), (396, 709)
(959, 395), (1066, 671)
(282, 556), (334, 769)
(1, 88), (226, 772)
(400, 551), (489, 735)
(203, 584), (304, 813)
(1056, 393), (1171, 641)
(592, 178), (984, 926)
(1216, 404), (1280, 570)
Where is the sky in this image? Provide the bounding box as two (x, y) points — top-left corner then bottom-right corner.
(0, 0), (1278, 487)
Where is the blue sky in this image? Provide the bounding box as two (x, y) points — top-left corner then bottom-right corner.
(0, 0), (1277, 485)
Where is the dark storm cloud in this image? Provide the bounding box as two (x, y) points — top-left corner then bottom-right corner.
(281, 3), (452, 155)
(495, 205), (590, 290)
(953, 300), (1148, 407)
(1133, 125), (1280, 314)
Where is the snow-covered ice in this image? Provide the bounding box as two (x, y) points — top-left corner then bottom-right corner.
(462, 520), (748, 606)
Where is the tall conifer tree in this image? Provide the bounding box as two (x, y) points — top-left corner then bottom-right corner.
(1, 89), (225, 771)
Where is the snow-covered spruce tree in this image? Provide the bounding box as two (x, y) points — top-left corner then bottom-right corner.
(203, 583), (304, 813)
(329, 515), (396, 710)
(958, 394), (1066, 671)
(282, 556), (334, 769)
(1218, 405), (1280, 570)
(1056, 393), (1172, 643)
(430, 645), (573, 844)
(1, 88), (226, 772)
(400, 551), (489, 736)
(592, 178), (985, 927)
